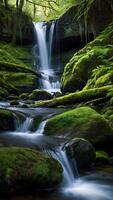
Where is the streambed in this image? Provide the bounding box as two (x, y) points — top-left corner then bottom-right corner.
(0, 104), (113, 200)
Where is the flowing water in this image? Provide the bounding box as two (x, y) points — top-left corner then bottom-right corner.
(33, 22), (60, 93)
(0, 105), (113, 200)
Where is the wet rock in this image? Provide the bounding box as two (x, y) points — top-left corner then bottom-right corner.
(0, 147), (63, 195)
(0, 109), (14, 131)
(96, 151), (109, 165)
(10, 100), (19, 106)
(44, 106), (113, 152)
(29, 89), (53, 101)
(64, 138), (96, 169)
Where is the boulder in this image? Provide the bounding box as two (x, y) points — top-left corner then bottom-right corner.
(64, 138), (96, 169)
(0, 109), (15, 131)
(29, 89), (53, 101)
(96, 151), (109, 165)
(44, 106), (113, 151)
(0, 147), (63, 195)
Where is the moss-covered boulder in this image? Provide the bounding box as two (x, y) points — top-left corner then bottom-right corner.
(0, 109), (14, 131)
(64, 138), (96, 170)
(44, 106), (113, 151)
(96, 151), (109, 165)
(29, 89), (53, 101)
(61, 22), (113, 93)
(0, 147), (63, 194)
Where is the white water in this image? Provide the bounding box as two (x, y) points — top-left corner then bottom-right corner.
(51, 148), (78, 186)
(33, 21), (60, 93)
(18, 117), (33, 132)
(35, 120), (47, 135)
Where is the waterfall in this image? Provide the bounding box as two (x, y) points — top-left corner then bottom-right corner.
(50, 148), (79, 187)
(33, 21), (60, 93)
(35, 119), (47, 135)
(17, 117), (33, 132)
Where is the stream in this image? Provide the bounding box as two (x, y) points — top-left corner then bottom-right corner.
(0, 104), (113, 200)
(0, 21), (113, 199)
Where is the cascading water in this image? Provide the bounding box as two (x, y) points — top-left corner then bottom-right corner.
(0, 106), (113, 199)
(33, 21), (60, 93)
(49, 147), (79, 187)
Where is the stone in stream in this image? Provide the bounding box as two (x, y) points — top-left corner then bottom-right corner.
(64, 138), (96, 170)
(0, 109), (15, 131)
(29, 89), (53, 101)
(0, 147), (63, 195)
(44, 106), (113, 153)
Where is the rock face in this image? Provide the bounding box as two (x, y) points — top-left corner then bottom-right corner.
(61, 22), (113, 93)
(64, 138), (96, 169)
(0, 4), (34, 45)
(0, 147), (63, 194)
(0, 109), (14, 131)
(44, 106), (113, 151)
(29, 89), (53, 101)
(58, 0), (113, 53)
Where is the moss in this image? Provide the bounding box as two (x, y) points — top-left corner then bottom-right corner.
(96, 151), (109, 165)
(29, 89), (53, 101)
(0, 42), (32, 69)
(35, 85), (113, 107)
(44, 106), (113, 152)
(19, 93), (29, 100)
(30, 116), (43, 132)
(0, 109), (14, 131)
(0, 72), (37, 93)
(0, 87), (9, 100)
(61, 22), (113, 93)
(0, 147), (63, 194)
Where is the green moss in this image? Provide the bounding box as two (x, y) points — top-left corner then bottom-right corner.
(0, 109), (14, 131)
(29, 89), (53, 101)
(44, 106), (113, 152)
(0, 42), (32, 69)
(0, 147), (63, 194)
(61, 23), (113, 93)
(19, 93), (29, 100)
(96, 151), (109, 165)
(35, 85), (113, 107)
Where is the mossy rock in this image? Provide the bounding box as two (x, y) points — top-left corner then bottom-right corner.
(8, 95), (19, 100)
(65, 138), (96, 170)
(29, 89), (53, 101)
(10, 100), (19, 106)
(35, 85), (112, 107)
(61, 23), (113, 93)
(44, 106), (113, 151)
(19, 93), (29, 100)
(30, 116), (43, 132)
(109, 157), (113, 165)
(0, 109), (14, 131)
(0, 147), (63, 194)
(96, 151), (109, 165)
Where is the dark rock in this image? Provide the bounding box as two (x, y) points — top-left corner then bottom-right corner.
(0, 109), (14, 131)
(96, 151), (109, 165)
(29, 89), (53, 101)
(64, 138), (96, 169)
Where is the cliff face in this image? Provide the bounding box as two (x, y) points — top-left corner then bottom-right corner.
(0, 4), (34, 45)
(58, 0), (113, 53)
